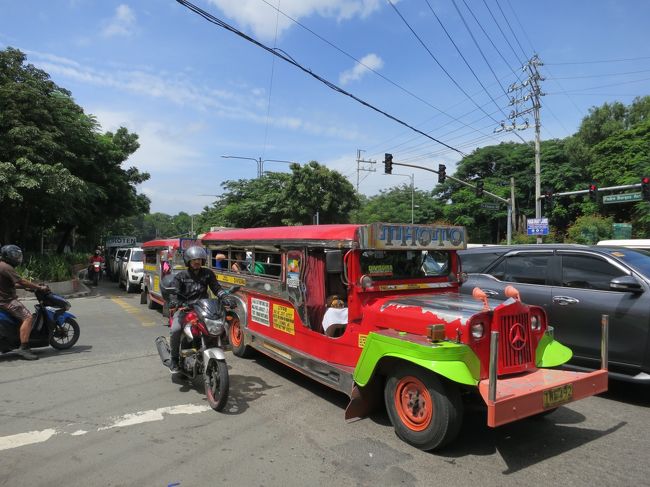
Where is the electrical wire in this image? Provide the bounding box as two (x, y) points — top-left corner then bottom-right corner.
(547, 55), (650, 65)
(175, 0), (467, 156)
(261, 0), (282, 160)
(481, 0), (524, 66)
(257, 0), (494, 144)
(494, 0), (528, 60)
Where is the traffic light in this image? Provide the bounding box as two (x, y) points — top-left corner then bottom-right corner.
(475, 180), (484, 197)
(384, 153), (393, 175)
(544, 188), (554, 209)
(588, 182), (598, 202)
(642, 176), (650, 201)
(438, 164), (446, 183)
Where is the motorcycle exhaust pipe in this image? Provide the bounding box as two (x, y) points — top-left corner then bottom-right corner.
(155, 336), (171, 367)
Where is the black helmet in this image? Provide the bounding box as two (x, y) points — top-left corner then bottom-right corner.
(183, 246), (207, 266)
(1, 245), (23, 267)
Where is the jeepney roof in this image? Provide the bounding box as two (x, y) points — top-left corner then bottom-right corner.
(201, 223), (467, 251)
(142, 239), (181, 250)
(201, 224), (362, 248)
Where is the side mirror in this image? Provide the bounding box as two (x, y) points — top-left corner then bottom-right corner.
(229, 285), (241, 294)
(610, 275), (643, 293)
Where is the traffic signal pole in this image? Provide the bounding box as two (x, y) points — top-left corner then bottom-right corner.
(386, 160), (512, 245)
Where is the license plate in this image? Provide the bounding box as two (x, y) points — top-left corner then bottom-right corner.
(543, 384), (573, 408)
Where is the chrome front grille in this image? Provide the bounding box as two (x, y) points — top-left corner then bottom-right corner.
(498, 311), (532, 373)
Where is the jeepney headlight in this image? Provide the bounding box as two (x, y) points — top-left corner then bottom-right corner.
(531, 315), (541, 332)
(360, 274), (373, 289)
(471, 322), (484, 339)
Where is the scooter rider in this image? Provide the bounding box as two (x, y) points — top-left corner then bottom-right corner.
(0, 245), (49, 360)
(168, 246), (233, 373)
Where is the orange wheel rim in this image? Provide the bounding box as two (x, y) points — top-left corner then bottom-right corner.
(394, 376), (432, 431)
(230, 319), (242, 347)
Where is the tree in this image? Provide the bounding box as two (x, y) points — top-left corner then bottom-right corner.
(0, 47), (149, 250)
(355, 184), (443, 224)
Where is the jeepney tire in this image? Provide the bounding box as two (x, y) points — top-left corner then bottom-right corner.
(162, 302), (170, 318)
(229, 317), (253, 358)
(140, 290), (147, 305)
(384, 364), (463, 451)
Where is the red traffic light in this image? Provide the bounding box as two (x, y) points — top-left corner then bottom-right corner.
(642, 176), (650, 201)
(588, 183), (598, 202)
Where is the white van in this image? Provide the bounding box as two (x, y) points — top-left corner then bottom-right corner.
(119, 247), (144, 293)
(597, 239), (650, 251)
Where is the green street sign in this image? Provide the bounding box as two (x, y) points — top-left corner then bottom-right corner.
(603, 192), (642, 204)
(480, 202), (500, 210)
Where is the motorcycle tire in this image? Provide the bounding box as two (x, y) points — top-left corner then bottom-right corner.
(204, 359), (229, 411)
(140, 290), (147, 305)
(49, 317), (80, 350)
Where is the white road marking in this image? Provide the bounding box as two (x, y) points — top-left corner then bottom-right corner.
(0, 404), (210, 451)
(99, 404), (211, 430)
(0, 429), (57, 451)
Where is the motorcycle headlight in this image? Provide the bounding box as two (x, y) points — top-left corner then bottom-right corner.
(471, 322), (485, 339)
(205, 318), (225, 335)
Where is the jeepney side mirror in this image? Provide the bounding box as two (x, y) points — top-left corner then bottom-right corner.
(326, 250), (343, 273)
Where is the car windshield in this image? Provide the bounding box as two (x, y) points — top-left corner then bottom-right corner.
(131, 250), (143, 262)
(602, 248), (650, 277)
(360, 250), (450, 280)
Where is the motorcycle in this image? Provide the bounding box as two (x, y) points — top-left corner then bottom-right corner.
(155, 286), (240, 411)
(87, 260), (103, 286)
(0, 289), (80, 355)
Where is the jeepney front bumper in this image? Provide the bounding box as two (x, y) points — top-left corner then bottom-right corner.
(478, 368), (608, 427)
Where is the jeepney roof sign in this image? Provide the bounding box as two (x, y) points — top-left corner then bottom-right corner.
(359, 223), (466, 250)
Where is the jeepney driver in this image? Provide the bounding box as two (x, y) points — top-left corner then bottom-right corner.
(167, 246), (234, 373)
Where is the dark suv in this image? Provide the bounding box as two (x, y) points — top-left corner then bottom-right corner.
(459, 244), (650, 384)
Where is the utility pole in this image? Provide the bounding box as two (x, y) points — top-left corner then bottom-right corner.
(356, 149), (376, 193)
(497, 54), (545, 243)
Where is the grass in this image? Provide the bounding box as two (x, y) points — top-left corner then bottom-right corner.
(17, 252), (88, 282)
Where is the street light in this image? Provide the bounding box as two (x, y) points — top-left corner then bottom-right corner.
(221, 155), (295, 178)
(388, 172), (415, 224)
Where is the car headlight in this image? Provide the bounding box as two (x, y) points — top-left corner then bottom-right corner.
(205, 318), (225, 335)
(530, 315), (541, 331)
(471, 322), (484, 339)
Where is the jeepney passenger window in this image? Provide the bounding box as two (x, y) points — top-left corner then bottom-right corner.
(360, 250), (450, 280)
(253, 250), (282, 279)
(144, 251), (156, 264)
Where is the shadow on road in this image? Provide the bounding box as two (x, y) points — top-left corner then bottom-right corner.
(0, 344), (93, 363)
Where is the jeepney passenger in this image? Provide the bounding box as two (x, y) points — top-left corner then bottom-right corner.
(322, 295), (347, 338)
(231, 252), (246, 273)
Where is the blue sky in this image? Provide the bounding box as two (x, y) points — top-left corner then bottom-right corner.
(1, 0), (649, 214)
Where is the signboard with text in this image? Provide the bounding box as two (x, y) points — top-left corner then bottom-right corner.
(527, 218), (549, 236)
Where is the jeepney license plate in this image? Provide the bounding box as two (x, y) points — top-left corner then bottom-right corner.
(543, 384), (573, 408)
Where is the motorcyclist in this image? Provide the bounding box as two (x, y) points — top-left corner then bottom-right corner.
(167, 246), (234, 373)
(0, 245), (49, 360)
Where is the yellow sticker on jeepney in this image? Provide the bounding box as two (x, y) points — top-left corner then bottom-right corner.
(272, 304), (295, 335)
(153, 275), (160, 293)
(216, 273), (247, 286)
(358, 334), (368, 348)
(144, 264), (156, 272)
(368, 264), (392, 277)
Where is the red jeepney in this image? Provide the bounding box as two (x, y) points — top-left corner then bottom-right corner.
(200, 223), (608, 450)
(141, 238), (198, 315)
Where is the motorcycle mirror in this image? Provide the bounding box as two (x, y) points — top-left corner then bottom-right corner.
(229, 285), (241, 294)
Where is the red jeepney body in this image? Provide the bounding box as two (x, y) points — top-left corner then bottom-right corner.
(142, 238), (198, 307)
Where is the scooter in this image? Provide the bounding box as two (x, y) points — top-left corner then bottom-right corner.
(155, 286), (240, 411)
(88, 261), (102, 286)
(0, 289), (80, 355)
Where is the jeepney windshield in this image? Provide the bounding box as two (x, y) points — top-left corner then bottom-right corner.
(360, 250), (450, 280)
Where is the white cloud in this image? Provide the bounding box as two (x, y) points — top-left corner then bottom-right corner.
(102, 4), (136, 38)
(339, 53), (383, 85)
(31, 52), (362, 141)
(206, 0), (382, 40)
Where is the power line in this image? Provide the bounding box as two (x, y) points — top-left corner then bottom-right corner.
(548, 68), (650, 80)
(494, 0), (529, 60)
(547, 55), (650, 65)
(175, 0), (467, 156)
(257, 0), (493, 144)
(260, 0), (282, 160)
(481, 0), (524, 66)
(504, 0), (536, 55)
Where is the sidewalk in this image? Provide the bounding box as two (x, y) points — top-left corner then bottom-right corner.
(17, 278), (91, 300)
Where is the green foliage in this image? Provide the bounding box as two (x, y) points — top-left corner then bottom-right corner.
(354, 184), (442, 224)
(197, 162), (359, 230)
(0, 47), (149, 250)
(17, 252), (88, 282)
(565, 215), (614, 244)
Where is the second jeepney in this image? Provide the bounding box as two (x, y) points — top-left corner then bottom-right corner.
(200, 223), (608, 450)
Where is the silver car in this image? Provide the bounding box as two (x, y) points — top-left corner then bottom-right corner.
(459, 244), (650, 384)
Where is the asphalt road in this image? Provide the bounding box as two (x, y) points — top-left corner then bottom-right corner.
(1, 280), (648, 487)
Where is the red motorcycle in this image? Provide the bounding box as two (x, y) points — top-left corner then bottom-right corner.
(155, 287), (240, 411)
